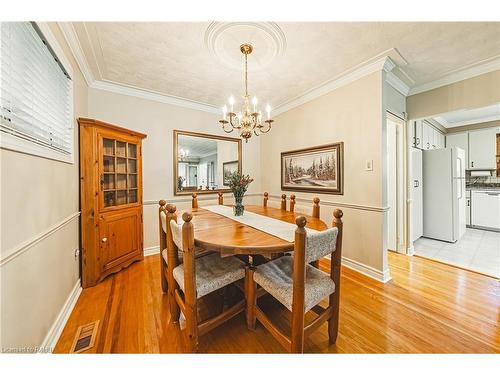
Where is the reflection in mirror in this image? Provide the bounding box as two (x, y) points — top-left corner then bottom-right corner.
(174, 131), (241, 195)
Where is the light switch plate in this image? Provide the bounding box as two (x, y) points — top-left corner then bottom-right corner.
(365, 160), (373, 171)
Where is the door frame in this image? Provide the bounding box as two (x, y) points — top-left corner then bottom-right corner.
(386, 111), (409, 254)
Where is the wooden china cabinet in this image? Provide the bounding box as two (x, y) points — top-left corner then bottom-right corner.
(79, 118), (147, 288)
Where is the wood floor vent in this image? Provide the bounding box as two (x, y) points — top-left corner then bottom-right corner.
(69, 320), (99, 353)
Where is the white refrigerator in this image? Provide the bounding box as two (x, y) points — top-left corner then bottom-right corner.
(411, 148), (423, 242)
(423, 147), (466, 242)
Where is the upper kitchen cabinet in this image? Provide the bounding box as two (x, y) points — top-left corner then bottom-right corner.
(469, 128), (498, 170)
(446, 132), (469, 167)
(412, 120), (445, 150)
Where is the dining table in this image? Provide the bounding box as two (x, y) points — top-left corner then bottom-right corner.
(189, 204), (329, 259)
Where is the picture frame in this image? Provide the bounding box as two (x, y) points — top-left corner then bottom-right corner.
(222, 160), (239, 186)
(281, 142), (344, 195)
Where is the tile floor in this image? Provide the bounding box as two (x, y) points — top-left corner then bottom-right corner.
(414, 228), (500, 278)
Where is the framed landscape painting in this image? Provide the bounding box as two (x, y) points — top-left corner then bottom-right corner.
(281, 142), (344, 195)
(223, 160), (239, 186)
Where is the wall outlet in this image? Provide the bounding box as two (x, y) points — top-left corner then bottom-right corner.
(365, 160), (373, 171)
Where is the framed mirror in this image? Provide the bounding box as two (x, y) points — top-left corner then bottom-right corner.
(173, 130), (242, 195)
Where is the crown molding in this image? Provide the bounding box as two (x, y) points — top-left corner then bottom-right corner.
(91, 80), (220, 114)
(386, 71), (410, 96)
(58, 22), (93, 86)
(274, 56), (396, 116)
(409, 55), (500, 96)
(58, 22), (220, 114)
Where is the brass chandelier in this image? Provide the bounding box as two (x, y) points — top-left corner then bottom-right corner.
(219, 43), (274, 142)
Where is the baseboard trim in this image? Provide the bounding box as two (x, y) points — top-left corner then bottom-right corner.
(144, 246), (160, 257)
(40, 278), (82, 353)
(341, 256), (392, 283)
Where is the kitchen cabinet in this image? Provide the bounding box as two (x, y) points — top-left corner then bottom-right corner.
(465, 190), (471, 227)
(422, 122), (432, 150)
(469, 128), (497, 169)
(412, 120), (423, 148)
(471, 190), (500, 230)
(446, 132), (469, 167)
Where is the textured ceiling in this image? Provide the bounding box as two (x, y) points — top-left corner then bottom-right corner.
(72, 22), (500, 110)
(433, 103), (500, 128)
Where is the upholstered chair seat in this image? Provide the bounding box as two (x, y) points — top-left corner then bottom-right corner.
(254, 256), (335, 311)
(173, 253), (245, 298)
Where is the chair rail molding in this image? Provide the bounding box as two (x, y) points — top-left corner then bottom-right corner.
(0, 211), (81, 267)
(267, 193), (389, 213)
(143, 192), (262, 206)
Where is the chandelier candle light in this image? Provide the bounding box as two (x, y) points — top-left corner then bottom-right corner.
(219, 44), (274, 142)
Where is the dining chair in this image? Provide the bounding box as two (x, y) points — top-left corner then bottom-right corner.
(218, 192), (224, 205)
(281, 194), (287, 210)
(263, 192), (269, 207)
(192, 192), (198, 208)
(245, 209), (344, 353)
(167, 207), (246, 352)
(159, 203), (213, 300)
(159, 200), (169, 293)
(289, 194), (296, 212)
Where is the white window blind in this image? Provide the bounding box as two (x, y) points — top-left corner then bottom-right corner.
(0, 22), (73, 159)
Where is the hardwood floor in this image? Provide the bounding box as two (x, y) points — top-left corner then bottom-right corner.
(54, 252), (500, 353)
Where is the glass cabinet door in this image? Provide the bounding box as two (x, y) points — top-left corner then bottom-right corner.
(100, 136), (139, 208)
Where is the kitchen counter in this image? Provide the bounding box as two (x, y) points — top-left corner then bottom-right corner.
(466, 186), (500, 191)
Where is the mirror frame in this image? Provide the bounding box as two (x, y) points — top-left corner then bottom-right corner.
(173, 130), (242, 196)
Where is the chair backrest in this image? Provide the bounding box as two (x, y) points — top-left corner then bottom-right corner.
(304, 228), (338, 264)
(294, 209), (343, 274)
(159, 200), (167, 253)
(170, 219), (184, 251)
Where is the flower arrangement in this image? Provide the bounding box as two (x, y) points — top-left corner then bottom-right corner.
(177, 176), (185, 191)
(227, 171), (253, 216)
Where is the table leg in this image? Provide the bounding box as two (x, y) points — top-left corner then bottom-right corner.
(245, 264), (257, 330)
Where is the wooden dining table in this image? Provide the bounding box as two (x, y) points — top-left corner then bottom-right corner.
(190, 205), (328, 257)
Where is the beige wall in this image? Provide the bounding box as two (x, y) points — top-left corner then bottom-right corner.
(87, 88), (262, 250)
(1, 23), (87, 350)
(260, 71), (389, 277)
(407, 70), (500, 119)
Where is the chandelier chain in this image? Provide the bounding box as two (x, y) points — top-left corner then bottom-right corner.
(245, 53), (248, 97)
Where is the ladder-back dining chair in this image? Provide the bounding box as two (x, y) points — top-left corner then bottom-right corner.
(167, 207), (246, 352)
(245, 209), (343, 353)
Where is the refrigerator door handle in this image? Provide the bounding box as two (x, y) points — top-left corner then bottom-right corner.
(457, 156), (463, 200)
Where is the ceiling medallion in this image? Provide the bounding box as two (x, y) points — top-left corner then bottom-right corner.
(204, 22), (286, 71)
(218, 43), (274, 142)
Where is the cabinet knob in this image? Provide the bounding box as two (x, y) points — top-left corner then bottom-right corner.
(101, 237), (108, 243)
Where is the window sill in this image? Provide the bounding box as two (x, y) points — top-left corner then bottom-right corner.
(0, 131), (74, 164)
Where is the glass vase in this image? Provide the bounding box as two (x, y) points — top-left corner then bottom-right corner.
(233, 193), (245, 216)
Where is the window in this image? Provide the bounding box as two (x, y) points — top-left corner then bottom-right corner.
(0, 22), (74, 163)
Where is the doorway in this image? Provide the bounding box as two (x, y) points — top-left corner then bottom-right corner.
(386, 112), (407, 253)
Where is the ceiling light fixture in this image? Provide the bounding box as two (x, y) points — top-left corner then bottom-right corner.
(219, 44), (274, 142)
